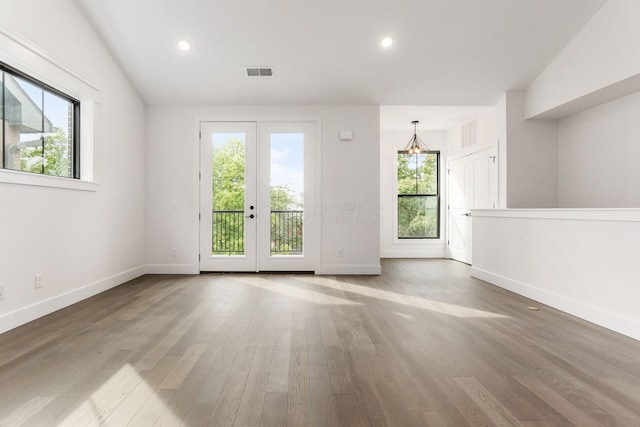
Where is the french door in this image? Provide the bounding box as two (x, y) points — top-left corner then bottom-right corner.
(199, 121), (316, 272)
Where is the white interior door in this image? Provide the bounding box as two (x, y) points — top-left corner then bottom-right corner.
(199, 120), (316, 272)
(472, 148), (498, 210)
(447, 158), (471, 263)
(447, 147), (498, 264)
(200, 122), (257, 272)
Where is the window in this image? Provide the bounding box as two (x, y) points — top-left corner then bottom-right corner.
(397, 151), (440, 239)
(1, 62), (80, 179)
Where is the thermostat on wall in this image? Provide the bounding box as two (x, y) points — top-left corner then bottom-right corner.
(339, 130), (353, 141)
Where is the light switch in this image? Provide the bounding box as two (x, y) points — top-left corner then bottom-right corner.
(339, 130), (353, 141)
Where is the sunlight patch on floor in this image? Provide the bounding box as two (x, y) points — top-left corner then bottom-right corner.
(394, 312), (416, 321)
(299, 276), (509, 319)
(54, 363), (182, 426)
(232, 276), (361, 306)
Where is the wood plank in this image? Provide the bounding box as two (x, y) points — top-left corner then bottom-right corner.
(309, 364), (339, 427)
(374, 381), (427, 427)
(306, 313), (328, 366)
(374, 343), (432, 411)
(286, 313), (312, 427)
(421, 411), (447, 427)
(26, 350), (134, 426)
(260, 392), (287, 427)
(159, 343), (207, 389)
(1, 396), (54, 427)
(97, 356), (179, 426)
(512, 375), (602, 426)
(454, 376), (524, 426)
(347, 352), (387, 427)
(334, 393), (365, 427)
(266, 311), (292, 393)
(234, 343), (275, 426)
(206, 370), (250, 427)
(325, 345), (354, 394)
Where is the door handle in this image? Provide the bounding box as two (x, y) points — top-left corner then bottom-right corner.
(462, 212), (471, 217)
(245, 214), (255, 219)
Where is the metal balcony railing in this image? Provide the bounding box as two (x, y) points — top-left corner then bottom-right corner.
(212, 210), (245, 255)
(212, 210), (303, 255)
(270, 210), (303, 255)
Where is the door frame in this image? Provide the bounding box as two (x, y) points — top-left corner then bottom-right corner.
(193, 115), (322, 273)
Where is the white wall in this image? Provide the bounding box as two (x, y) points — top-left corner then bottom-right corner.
(145, 105), (381, 275)
(495, 95), (508, 209)
(471, 209), (640, 341)
(445, 106), (503, 208)
(442, 94), (557, 210)
(445, 107), (498, 159)
(525, 0), (640, 119)
(521, 0), (640, 209)
(470, 0), (640, 345)
(0, 0), (146, 333)
(504, 92), (559, 208)
(558, 90), (640, 208)
(380, 130), (446, 258)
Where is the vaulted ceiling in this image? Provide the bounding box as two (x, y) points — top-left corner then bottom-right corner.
(75, 0), (606, 106)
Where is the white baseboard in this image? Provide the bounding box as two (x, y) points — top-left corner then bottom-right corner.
(317, 264), (382, 275)
(144, 264), (199, 274)
(470, 267), (640, 342)
(380, 248), (446, 258)
(0, 265), (145, 335)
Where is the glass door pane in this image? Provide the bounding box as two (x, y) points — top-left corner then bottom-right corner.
(212, 132), (246, 256)
(269, 133), (304, 256)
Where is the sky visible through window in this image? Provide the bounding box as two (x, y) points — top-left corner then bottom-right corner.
(270, 133), (303, 200)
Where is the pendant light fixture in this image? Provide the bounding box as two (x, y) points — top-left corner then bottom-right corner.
(403, 120), (430, 154)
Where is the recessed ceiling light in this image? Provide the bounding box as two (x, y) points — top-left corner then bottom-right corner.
(380, 36), (393, 48)
(178, 40), (191, 51)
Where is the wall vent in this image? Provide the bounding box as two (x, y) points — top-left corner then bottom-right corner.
(461, 118), (478, 148)
(246, 67), (273, 77)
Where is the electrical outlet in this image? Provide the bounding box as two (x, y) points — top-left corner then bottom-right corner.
(0, 284), (4, 301)
(171, 248), (177, 257)
(35, 273), (44, 289)
(337, 248), (343, 257)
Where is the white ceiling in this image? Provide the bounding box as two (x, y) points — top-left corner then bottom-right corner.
(380, 105), (493, 131)
(74, 0), (606, 107)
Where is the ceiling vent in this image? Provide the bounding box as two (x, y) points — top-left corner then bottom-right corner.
(246, 67), (273, 77)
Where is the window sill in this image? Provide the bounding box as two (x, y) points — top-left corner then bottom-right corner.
(393, 238), (445, 245)
(0, 169), (98, 192)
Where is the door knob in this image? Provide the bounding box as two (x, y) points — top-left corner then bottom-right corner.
(245, 214), (255, 219)
(462, 212), (471, 217)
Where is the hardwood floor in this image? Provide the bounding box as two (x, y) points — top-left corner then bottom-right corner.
(1, 259), (640, 426)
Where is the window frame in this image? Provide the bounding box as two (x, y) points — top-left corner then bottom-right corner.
(396, 150), (441, 240)
(1, 60), (81, 179)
